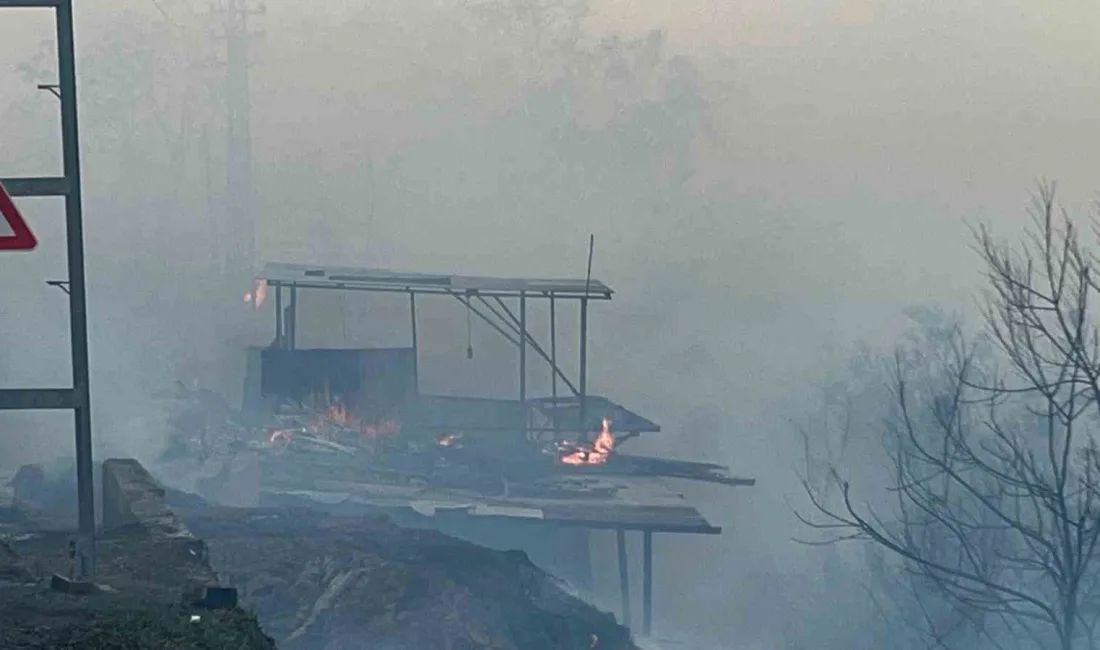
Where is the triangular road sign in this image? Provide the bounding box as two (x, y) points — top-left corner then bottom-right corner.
(0, 181), (37, 251)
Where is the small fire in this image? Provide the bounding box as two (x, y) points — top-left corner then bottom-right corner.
(325, 402), (351, 425)
(307, 401), (399, 439)
(438, 432), (462, 447)
(244, 279), (268, 309)
(560, 417), (614, 466)
(265, 400), (401, 449)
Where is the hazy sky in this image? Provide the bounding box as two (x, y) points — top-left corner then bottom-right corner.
(2, 1), (1100, 646)
(4, 0), (1099, 329)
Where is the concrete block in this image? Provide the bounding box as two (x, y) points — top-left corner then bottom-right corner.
(101, 458), (193, 540)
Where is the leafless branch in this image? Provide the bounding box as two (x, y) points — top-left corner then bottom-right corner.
(797, 182), (1100, 650)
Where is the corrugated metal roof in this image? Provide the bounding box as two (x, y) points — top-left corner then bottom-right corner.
(527, 396), (661, 433)
(258, 262), (613, 299)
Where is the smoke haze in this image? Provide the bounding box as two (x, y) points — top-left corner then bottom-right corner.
(2, 0), (1100, 647)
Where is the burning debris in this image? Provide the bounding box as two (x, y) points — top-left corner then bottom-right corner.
(557, 418), (616, 466)
(255, 395), (621, 474)
(262, 401), (403, 456)
(244, 278), (268, 309)
(157, 381), (750, 511)
(436, 432), (462, 448)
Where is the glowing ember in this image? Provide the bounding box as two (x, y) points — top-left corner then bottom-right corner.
(560, 417), (614, 465)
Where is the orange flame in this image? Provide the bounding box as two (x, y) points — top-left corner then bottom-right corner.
(306, 401), (399, 439)
(560, 417), (614, 465)
(244, 279), (268, 309)
(265, 399), (401, 449)
(325, 402), (351, 425)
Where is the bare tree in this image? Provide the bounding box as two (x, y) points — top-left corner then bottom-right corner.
(797, 182), (1100, 650)
(796, 311), (998, 650)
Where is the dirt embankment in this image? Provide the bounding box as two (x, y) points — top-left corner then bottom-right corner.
(0, 460), (273, 649)
(3, 460), (638, 650)
(0, 534), (274, 650)
(184, 507), (639, 650)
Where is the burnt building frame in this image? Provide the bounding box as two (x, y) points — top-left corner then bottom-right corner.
(254, 262), (739, 636)
(257, 262), (614, 434)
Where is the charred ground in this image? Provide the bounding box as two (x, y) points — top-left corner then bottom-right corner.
(1, 462), (639, 650)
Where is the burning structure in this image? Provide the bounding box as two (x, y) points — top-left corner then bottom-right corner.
(178, 261), (754, 637)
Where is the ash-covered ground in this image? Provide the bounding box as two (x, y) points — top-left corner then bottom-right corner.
(0, 507), (274, 649)
(2, 462), (639, 650)
(182, 506), (637, 650)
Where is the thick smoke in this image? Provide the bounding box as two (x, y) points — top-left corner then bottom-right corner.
(2, 0), (1100, 647)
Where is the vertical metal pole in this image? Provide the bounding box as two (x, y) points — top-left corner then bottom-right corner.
(616, 528), (631, 629)
(519, 292), (527, 402)
(643, 530), (653, 636)
(549, 294), (557, 431)
(578, 297), (588, 432)
(57, 0), (96, 580)
(409, 293), (419, 392)
(549, 295), (557, 401)
(288, 286), (297, 350)
(579, 234), (594, 433)
(274, 283), (283, 347)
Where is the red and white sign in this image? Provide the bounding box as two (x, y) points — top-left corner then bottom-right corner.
(0, 181), (37, 251)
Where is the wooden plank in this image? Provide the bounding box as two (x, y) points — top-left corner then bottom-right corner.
(574, 454), (756, 487)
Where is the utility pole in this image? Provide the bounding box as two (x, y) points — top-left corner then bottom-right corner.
(212, 0), (263, 279)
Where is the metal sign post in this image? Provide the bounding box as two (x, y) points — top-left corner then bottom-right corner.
(0, 0), (96, 580)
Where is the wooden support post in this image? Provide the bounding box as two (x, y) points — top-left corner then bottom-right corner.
(617, 528), (631, 629)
